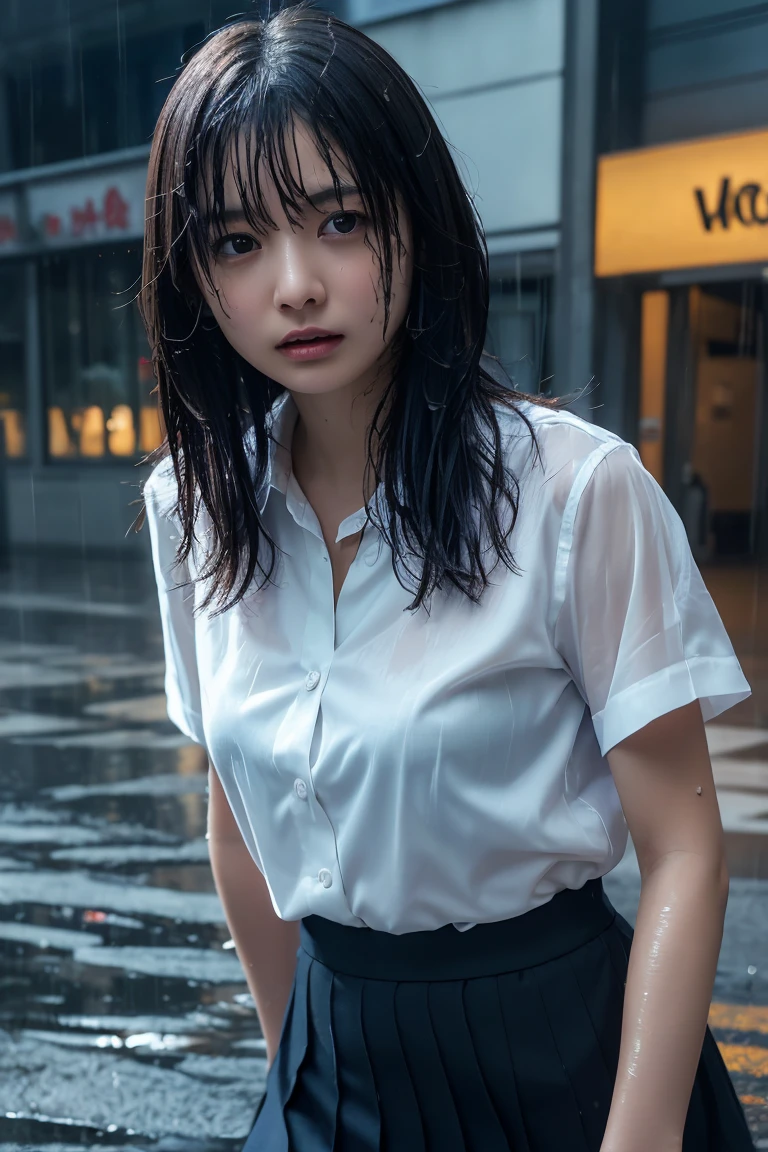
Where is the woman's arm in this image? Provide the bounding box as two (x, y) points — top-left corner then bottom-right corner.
(600, 700), (729, 1152)
(207, 763), (300, 1066)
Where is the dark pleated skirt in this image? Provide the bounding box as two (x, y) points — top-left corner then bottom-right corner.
(243, 879), (754, 1151)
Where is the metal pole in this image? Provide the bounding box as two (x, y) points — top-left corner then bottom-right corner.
(552, 0), (600, 417)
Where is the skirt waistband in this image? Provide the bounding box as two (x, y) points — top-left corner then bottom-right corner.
(299, 878), (617, 981)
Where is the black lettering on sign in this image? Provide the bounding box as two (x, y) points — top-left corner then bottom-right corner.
(694, 176), (768, 230)
(695, 177), (730, 231)
(735, 183), (768, 226)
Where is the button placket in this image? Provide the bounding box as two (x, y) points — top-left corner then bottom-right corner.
(289, 532), (347, 918)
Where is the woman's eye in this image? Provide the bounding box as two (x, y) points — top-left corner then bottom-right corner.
(215, 234), (260, 257)
(322, 211), (363, 237)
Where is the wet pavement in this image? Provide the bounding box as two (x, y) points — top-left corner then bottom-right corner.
(0, 549), (264, 1151)
(0, 547), (767, 1149)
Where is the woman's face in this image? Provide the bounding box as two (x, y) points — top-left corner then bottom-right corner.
(196, 122), (413, 400)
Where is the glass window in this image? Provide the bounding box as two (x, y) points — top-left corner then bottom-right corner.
(486, 275), (552, 395)
(0, 262), (28, 459)
(39, 243), (161, 461)
(2, 24), (205, 172)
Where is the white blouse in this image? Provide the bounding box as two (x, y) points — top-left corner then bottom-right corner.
(144, 391), (751, 934)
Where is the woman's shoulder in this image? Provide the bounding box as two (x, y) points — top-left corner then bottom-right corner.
(143, 453), (180, 519)
(492, 397), (643, 526)
(497, 397), (629, 473)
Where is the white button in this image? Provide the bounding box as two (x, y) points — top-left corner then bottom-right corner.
(318, 869), (333, 889)
(294, 779), (308, 800)
(305, 670), (321, 691)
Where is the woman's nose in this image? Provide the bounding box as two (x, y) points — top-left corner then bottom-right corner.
(272, 242), (327, 311)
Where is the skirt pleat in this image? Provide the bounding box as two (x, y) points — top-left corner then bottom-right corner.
(566, 934), (625, 1076)
(425, 979), (511, 1152)
(243, 882), (756, 1152)
(284, 958), (338, 1151)
(331, 973), (381, 1152)
(497, 966), (593, 1151)
(389, 979), (463, 1151)
(531, 950), (615, 1148)
(361, 978), (425, 1151)
(462, 975), (533, 1152)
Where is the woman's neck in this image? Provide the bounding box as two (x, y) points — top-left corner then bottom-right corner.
(288, 377), (387, 503)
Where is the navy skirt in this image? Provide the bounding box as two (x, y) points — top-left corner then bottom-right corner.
(243, 879), (754, 1151)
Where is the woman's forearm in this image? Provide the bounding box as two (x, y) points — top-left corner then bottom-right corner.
(208, 835), (300, 1065)
(601, 853), (729, 1152)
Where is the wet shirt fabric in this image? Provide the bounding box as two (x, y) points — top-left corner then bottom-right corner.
(143, 392), (751, 934)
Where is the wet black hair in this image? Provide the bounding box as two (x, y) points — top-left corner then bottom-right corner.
(138, 1), (558, 615)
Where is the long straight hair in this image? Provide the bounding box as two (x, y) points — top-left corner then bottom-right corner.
(138, 1), (557, 615)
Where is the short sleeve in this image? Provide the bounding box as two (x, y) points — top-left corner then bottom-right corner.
(553, 442), (751, 756)
(144, 461), (207, 749)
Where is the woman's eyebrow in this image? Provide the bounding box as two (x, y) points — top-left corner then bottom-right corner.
(221, 206), (248, 224)
(305, 183), (361, 210)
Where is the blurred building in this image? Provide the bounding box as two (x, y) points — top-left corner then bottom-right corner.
(594, 0), (768, 569)
(588, 0), (768, 723)
(0, 0), (565, 550)
(5, 0), (764, 568)
(0, 0), (240, 547)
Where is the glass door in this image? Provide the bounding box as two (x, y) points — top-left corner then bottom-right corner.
(639, 279), (766, 725)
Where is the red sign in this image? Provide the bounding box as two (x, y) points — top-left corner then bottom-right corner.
(69, 187), (130, 237)
(27, 165), (146, 248)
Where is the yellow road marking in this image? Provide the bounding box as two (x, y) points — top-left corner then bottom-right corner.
(717, 1044), (768, 1077)
(709, 1003), (768, 1035)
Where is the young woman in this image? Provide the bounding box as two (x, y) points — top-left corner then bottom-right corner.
(138, 5), (755, 1150)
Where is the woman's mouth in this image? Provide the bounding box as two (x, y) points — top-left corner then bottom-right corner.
(277, 330), (345, 361)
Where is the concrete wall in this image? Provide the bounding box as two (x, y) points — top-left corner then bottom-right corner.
(365, 0), (565, 245)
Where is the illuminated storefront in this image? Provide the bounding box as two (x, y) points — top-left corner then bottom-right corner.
(0, 149), (162, 547)
(595, 128), (768, 560)
(595, 127), (768, 723)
